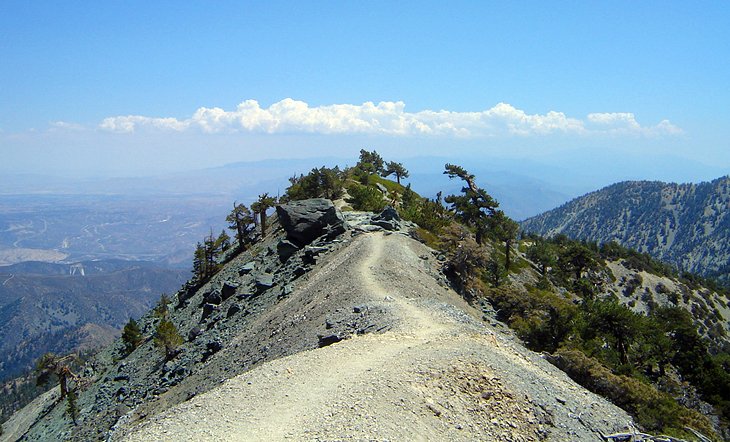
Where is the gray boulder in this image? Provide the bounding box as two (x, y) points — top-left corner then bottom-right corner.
(204, 290), (222, 306)
(255, 273), (275, 292)
(187, 326), (203, 342)
(221, 281), (238, 300)
(276, 199), (345, 246)
(238, 261), (256, 275)
(277, 239), (300, 262)
(376, 205), (400, 221)
(227, 304), (242, 318)
(201, 303), (219, 321)
(371, 206), (401, 230)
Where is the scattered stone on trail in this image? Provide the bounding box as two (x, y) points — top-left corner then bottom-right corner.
(377, 205), (400, 221)
(202, 340), (223, 362)
(371, 206), (401, 231)
(276, 198), (345, 246)
(375, 183), (388, 194)
(236, 291), (253, 300)
(206, 340), (223, 354)
(203, 290), (222, 306)
(303, 245), (329, 264)
(177, 283), (197, 305)
(304, 245), (329, 254)
(317, 334), (346, 347)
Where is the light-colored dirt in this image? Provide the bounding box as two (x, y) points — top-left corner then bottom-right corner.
(119, 232), (632, 441)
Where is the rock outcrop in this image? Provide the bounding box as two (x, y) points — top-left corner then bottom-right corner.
(276, 198), (346, 246)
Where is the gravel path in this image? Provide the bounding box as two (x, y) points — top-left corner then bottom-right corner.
(120, 232), (632, 441)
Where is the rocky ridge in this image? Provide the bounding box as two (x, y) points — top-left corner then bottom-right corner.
(6, 199), (636, 441)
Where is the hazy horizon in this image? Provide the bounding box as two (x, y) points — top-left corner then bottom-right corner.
(2, 2), (728, 196)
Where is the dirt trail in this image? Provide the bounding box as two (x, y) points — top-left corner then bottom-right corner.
(119, 232), (631, 441)
(359, 232), (452, 338)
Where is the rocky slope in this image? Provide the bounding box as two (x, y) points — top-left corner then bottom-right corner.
(521, 176), (730, 279)
(601, 259), (730, 349)
(5, 200), (635, 441)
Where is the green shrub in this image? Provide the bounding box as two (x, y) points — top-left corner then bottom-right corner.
(398, 184), (450, 233)
(285, 166), (344, 201)
(65, 390), (79, 425)
(548, 348), (717, 439)
(153, 293), (170, 319)
(121, 318), (143, 355)
(154, 319), (183, 360)
(346, 184), (386, 212)
(367, 173), (406, 194)
(486, 286), (580, 353)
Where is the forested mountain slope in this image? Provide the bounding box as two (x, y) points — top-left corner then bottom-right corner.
(0, 261), (188, 381)
(521, 176), (730, 279)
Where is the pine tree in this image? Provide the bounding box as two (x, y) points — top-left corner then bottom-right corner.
(252, 193), (277, 237)
(65, 389), (79, 425)
(216, 229), (231, 252)
(489, 210), (520, 271)
(526, 239), (557, 277)
(357, 149), (385, 174)
(443, 164), (499, 245)
(153, 293), (170, 320)
(192, 241), (206, 280)
(35, 353), (77, 399)
(203, 229), (217, 276)
(121, 318), (143, 354)
(382, 161), (409, 184)
(154, 319), (183, 360)
(226, 202), (254, 250)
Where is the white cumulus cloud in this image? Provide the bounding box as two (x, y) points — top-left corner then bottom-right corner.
(94, 99), (682, 138)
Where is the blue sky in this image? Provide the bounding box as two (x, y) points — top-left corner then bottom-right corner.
(1, 1), (729, 184)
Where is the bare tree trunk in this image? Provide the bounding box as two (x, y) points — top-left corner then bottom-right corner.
(60, 374), (68, 399)
(260, 212), (267, 237)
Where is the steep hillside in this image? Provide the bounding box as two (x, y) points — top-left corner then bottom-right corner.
(5, 203), (635, 442)
(520, 176), (730, 279)
(0, 261), (188, 381)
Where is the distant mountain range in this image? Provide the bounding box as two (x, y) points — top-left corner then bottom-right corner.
(0, 260), (187, 381)
(521, 176), (730, 279)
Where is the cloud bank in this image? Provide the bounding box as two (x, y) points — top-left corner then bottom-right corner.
(97, 99), (681, 137)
